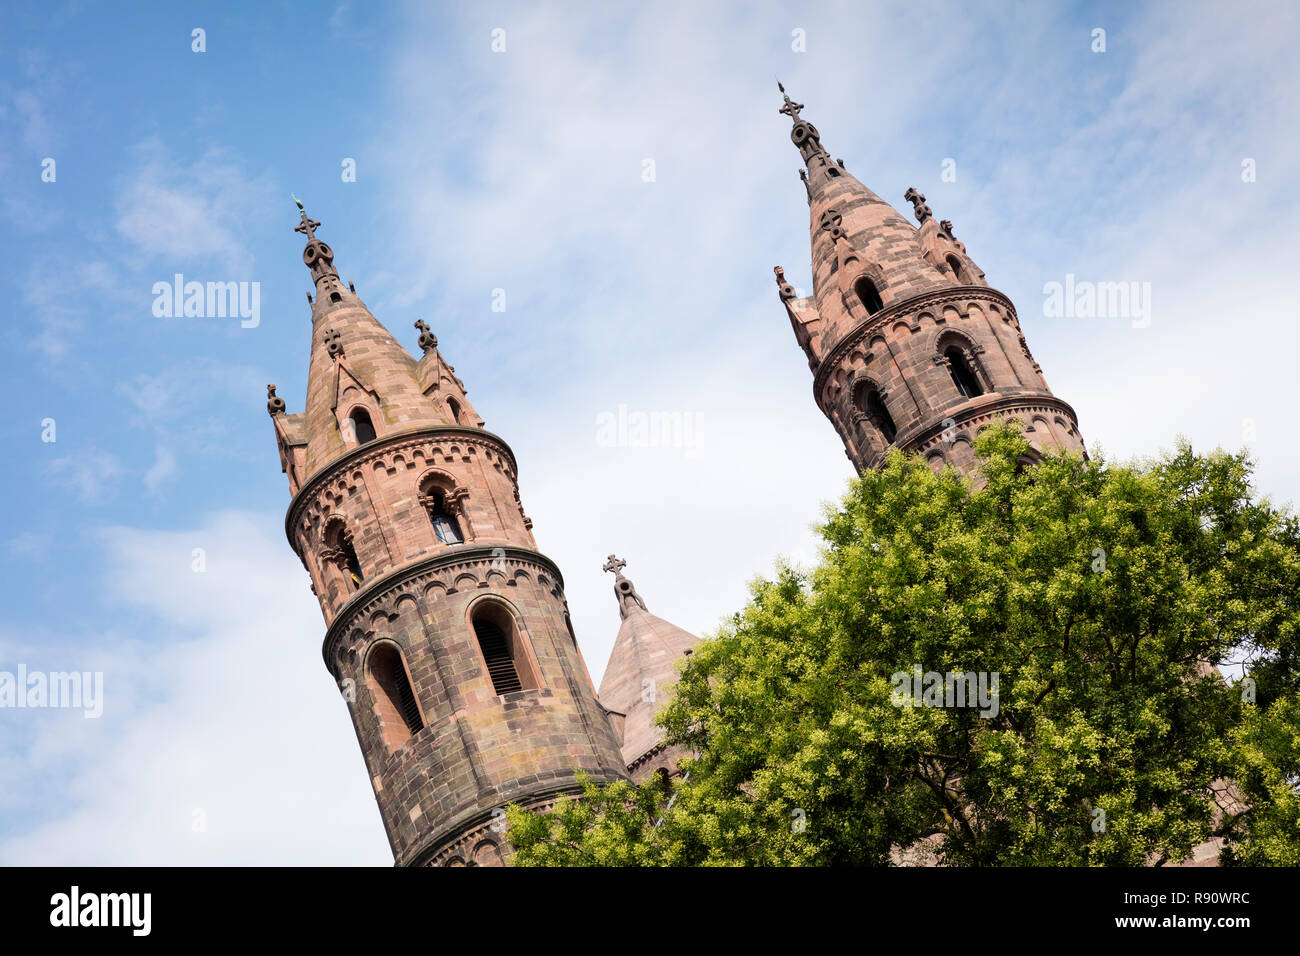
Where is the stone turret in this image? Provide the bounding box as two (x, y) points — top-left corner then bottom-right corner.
(773, 86), (1086, 474)
(269, 199), (626, 866)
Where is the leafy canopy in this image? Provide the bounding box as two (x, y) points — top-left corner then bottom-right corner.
(507, 425), (1300, 865)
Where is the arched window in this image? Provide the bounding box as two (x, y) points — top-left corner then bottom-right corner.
(426, 490), (463, 545)
(856, 383), (898, 444)
(348, 408), (377, 445)
(447, 397), (462, 425)
(472, 603), (540, 696)
(367, 643), (423, 750)
(945, 346), (984, 399)
(947, 255), (965, 282)
(340, 538), (363, 587)
(866, 390), (898, 443)
(854, 277), (884, 315)
(324, 520), (364, 592)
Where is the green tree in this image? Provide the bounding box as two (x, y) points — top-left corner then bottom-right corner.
(506, 425), (1300, 865)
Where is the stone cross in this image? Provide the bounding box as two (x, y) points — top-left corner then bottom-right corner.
(602, 554), (626, 576)
(414, 319), (438, 352)
(324, 328), (344, 357)
(904, 187), (932, 224)
(293, 194), (320, 240)
(777, 82), (803, 121)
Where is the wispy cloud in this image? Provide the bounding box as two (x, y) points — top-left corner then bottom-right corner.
(43, 448), (125, 504)
(0, 511), (389, 864)
(114, 138), (277, 276)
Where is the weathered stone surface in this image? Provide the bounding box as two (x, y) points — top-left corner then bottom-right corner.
(271, 204), (626, 866)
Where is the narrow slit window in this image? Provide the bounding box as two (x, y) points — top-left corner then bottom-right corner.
(947, 256), (964, 282)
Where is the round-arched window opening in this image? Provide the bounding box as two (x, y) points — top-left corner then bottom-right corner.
(471, 602), (540, 696)
(348, 408), (377, 445)
(945, 346), (984, 399)
(426, 490), (463, 545)
(854, 277), (884, 315)
(367, 643), (423, 750)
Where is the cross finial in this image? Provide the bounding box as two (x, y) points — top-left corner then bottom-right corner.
(414, 318), (437, 352)
(904, 187), (932, 224)
(323, 328), (344, 357)
(602, 554), (626, 576)
(777, 81), (803, 122)
(292, 193), (320, 240)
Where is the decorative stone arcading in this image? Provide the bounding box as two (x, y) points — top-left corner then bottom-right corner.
(322, 544), (565, 669)
(284, 425), (519, 551)
(813, 286), (1020, 407)
(862, 394), (1083, 471)
(411, 789), (573, 867)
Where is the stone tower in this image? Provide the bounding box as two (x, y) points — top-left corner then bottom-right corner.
(268, 201), (626, 866)
(596, 556), (700, 784)
(772, 86), (1086, 474)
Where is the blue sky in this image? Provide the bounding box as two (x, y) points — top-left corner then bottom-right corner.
(1, 0), (1296, 863)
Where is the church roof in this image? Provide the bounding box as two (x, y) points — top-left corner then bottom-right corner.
(596, 556), (700, 769)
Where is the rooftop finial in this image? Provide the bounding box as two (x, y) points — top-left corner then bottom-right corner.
(777, 80), (804, 123)
(292, 192), (320, 240)
(603, 554), (646, 618)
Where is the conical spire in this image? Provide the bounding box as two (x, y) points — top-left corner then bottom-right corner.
(597, 555), (699, 774)
(772, 92), (957, 342)
(286, 199), (481, 479)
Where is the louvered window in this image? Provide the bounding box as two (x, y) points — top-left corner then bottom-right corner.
(393, 666), (422, 734)
(475, 619), (523, 695)
(368, 644), (423, 750)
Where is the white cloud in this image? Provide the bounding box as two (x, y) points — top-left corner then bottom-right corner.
(0, 511), (390, 865)
(114, 139), (276, 277)
(44, 448), (125, 504)
(143, 445), (178, 495)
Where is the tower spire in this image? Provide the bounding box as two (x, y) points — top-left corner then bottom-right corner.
(776, 82), (841, 193)
(772, 98), (1087, 476)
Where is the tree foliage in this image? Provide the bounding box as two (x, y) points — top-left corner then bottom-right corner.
(507, 425), (1300, 865)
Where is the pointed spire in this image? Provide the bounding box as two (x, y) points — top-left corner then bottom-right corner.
(777, 82), (840, 192)
(597, 554), (700, 774)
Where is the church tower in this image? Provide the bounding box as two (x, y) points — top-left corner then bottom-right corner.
(268, 200), (626, 866)
(772, 86), (1086, 474)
